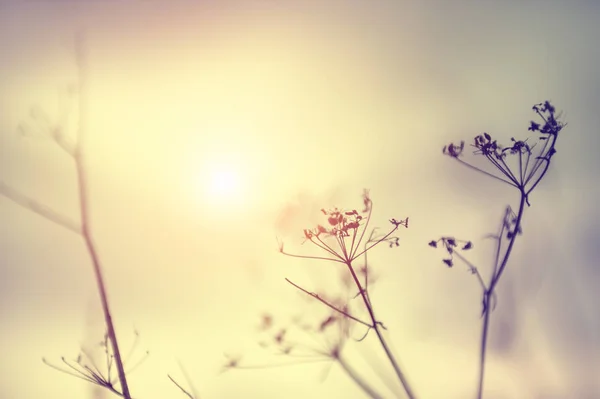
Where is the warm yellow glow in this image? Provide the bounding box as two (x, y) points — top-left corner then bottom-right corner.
(200, 157), (246, 207)
(207, 164), (240, 199)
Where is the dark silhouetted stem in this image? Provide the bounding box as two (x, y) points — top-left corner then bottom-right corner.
(75, 157), (131, 399)
(346, 261), (416, 399)
(476, 291), (492, 399)
(74, 32), (132, 399)
(476, 193), (526, 399)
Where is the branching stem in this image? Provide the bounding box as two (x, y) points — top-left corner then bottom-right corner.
(476, 192), (526, 399)
(345, 261), (416, 399)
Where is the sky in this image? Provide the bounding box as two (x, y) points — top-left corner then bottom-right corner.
(1, 1), (599, 398)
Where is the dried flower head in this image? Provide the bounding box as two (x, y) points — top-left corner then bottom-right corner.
(429, 237), (473, 268)
(443, 141), (465, 158)
(442, 101), (565, 206)
(42, 330), (148, 397)
(280, 191), (408, 264)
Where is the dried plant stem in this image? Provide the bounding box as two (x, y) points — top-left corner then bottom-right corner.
(476, 193), (526, 399)
(0, 169), (131, 399)
(477, 290), (493, 399)
(76, 156), (131, 399)
(346, 261), (416, 399)
(336, 355), (384, 399)
(73, 31), (131, 399)
(168, 375), (196, 399)
(0, 181), (81, 233)
(285, 278), (372, 328)
(489, 194), (526, 294)
(0, 32), (132, 398)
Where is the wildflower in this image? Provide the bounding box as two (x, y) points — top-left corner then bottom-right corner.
(528, 121), (540, 132)
(443, 141), (465, 158)
(473, 133), (503, 158)
(441, 101), (564, 206)
(428, 236), (473, 268)
(503, 137), (531, 155)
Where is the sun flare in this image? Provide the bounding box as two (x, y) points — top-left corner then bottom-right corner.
(207, 167), (241, 200)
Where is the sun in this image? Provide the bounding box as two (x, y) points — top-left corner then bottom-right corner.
(199, 159), (247, 207)
(207, 167), (240, 199)
(190, 145), (265, 214)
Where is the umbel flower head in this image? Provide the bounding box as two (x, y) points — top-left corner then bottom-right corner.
(304, 208), (364, 242)
(442, 101), (565, 206)
(280, 190), (408, 264)
(42, 330), (148, 398)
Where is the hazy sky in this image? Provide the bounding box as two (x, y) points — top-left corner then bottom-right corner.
(1, 1), (599, 398)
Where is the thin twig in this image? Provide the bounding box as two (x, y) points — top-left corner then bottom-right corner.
(168, 375), (195, 399)
(451, 251), (488, 293)
(351, 225), (399, 262)
(0, 181), (81, 234)
(336, 355), (384, 399)
(345, 261), (416, 399)
(455, 158), (517, 188)
(349, 197), (373, 260)
(285, 278), (373, 329)
(280, 250), (345, 264)
(72, 31), (132, 399)
(476, 190), (526, 399)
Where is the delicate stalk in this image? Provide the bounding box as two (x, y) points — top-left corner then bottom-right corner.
(0, 181), (80, 234)
(346, 261), (416, 399)
(73, 32), (131, 399)
(476, 189), (526, 399)
(285, 278), (372, 329)
(476, 290), (492, 399)
(441, 102), (563, 399)
(337, 355), (384, 399)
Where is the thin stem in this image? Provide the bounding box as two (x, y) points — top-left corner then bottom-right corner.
(451, 251), (488, 293)
(489, 194), (526, 293)
(280, 250), (345, 264)
(80, 348), (104, 382)
(337, 355), (384, 399)
(476, 291), (493, 399)
(336, 233), (349, 261)
(285, 278), (372, 329)
(362, 230), (375, 295)
(73, 32), (132, 399)
(491, 207), (510, 278)
(491, 155), (519, 186)
(0, 181), (81, 234)
(350, 199), (373, 260)
(523, 137), (551, 186)
(315, 235), (345, 260)
(3, 32), (132, 398)
(348, 227), (358, 261)
(346, 261), (416, 399)
(42, 358), (96, 384)
(351, 226), (398, 262)
(523, 150), (533, 184)
(455, 158), (517, 188)
(75, 116), (131, 399)
(525, 150), (554, 201)
(168, 375), (196, 399)
(518, 151), (524, 184)
(227, 358), (331, 371)
(476, 193), (526, 399)
(175, 360), (200, 399)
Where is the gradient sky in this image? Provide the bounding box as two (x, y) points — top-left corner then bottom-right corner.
(1, 1), (599, 398)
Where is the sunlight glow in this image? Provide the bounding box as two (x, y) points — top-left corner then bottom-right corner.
(207, 166), (240, 200)
(201, 160), (245, 207)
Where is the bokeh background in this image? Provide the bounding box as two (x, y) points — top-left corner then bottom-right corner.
(1, 1), (598, 398)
